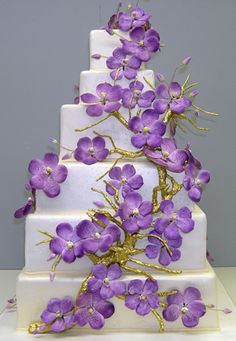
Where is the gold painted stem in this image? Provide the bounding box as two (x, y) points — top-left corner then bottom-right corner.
(151, 310), (165, 333)
(128, 257), (181, 274)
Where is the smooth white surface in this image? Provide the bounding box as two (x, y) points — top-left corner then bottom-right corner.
(16, 264), (218, 331)
(1, 268), (235, 340)
(36, 161), (194, 213)
(60, 68), (155, 158)
(89, 30), (130, 70)
(24, 205), (206, 273)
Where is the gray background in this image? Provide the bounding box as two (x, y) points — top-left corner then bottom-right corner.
(0, 0), (235, 269)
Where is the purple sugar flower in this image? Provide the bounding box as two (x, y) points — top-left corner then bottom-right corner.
(118, 7), (151, 31)
(49, 223), (83, 263)
(106, 47), (142, 80)
(117, 192), (153, 233)
(163, 287), (206, 328)
(145, 229), (182, 266)
(14, 197), (34, 218)
(122, 27), (160, 62)
(185, 145), (202, 170)
(76, 219), (121, 253)
(106, 163), (143, 197)
(144, 138), (188, 173)
(153, 82), (192, 115)
(129, 109), (166, 148)
(75, 292), (114, 329)
(125, 279), (160, 316)
(28, 153), (68, 198)
(74, 137), (109, 165)
(40, 298), (74, 333)
(155, 200), (195, 239)
(88, 264), (126, 299)
(122, 80), (155, 109)
(81, 82), (122, 117)
(183, 164), (210, 202)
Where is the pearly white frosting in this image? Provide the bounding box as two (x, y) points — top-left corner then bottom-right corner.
(24, 205), (206, 273)
(35, 161), (194, 212)
(16, 264), (219, 331)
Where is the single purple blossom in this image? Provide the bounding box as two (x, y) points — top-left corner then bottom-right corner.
(49, 223), (83, 263)
(81, 82), (122, 117)
(75, 292), (114, 329)
(76, 219), (120, 253)
(116, 192), (153, 233)
(14, 197), (34, 218)
(74, 137), (109, 165)
(106, 47), (142, 80)
(182, 56), (192, 65)
(40, 298), (74, 333)
(153, 82), (192, 115)
(122, 80), (155, 109)
(122, 27), (160, 62)
(156, 72), (165, 82)
(129, 109), (166, 148)
(125, 278), (160, 315)
(28, 153), (68, 198)
(106, 163), (144, 197)
(118, 6), (151, 31)
(185, 145), (202, 170)
(183, 164), (210, 202)
(163, 287), (206, 328)
(144, 138), (188, 173)
(155, 200), (195, 239)
(145, 228), (182, 266)
(88, 264), (126, 299)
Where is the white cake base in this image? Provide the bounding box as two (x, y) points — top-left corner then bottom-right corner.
(36, 160), (194, 213)
(16, 263), (218, 331)
(24, 205), (206, 273)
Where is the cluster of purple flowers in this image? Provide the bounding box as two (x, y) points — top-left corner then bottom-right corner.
(145, 200), (194, 266)
(38, 282), (206, 332)
(49, 216), (121, 264)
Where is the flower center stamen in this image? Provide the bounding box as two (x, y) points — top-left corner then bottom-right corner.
(94, 232), (101, 239)
(88, 307), (94, 315)
(89, 147), (94, 154)
(46, 167), (52, 175)
(163, 151), (169, 157)
(104, 277), (110, 284)
(140, 295), (147, 301)
(56, 312), (62, 318)
(133, 208), (140, 216)
(139, 41), (144, 47)
(67, 241), (74, 249)
(143, 126), (149, 133)
(121, 177), (127, 183)
(181, 306), (188, 315)
(172, 213), (177, 220)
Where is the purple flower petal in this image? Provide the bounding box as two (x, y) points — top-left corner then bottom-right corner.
(49, 238), (66, 254)
(43, 153), (59, 169)
(153, 99), (169, 115)
(163, 304), (181, 321)
(28, 159), (44, 175)
(56, 223), (73, 241)
(81, 93), (99, 104)
(50, 317), (65, 332)
(136, 300), (151, 315)
(107, 263), (122, 280)
(125, 295), (140, 310)
(187, 301), (206, 318)
(169, 82), (182, 97)
(128, 279), (143, 295)
(43, 178), (60, 198)
(47, 298), (62, 313)
(76, 220), (97, 239)
(182, 311), (199, 328)
(51, 165), (68, 183)
(188, 185), (202, 202)
(184, 287), (201, 304)
(145, 244), (160, 259)
(160, 200), (174, 216)
(93, 264), (107, 280)
(40, 309), (56, 323)
(61, 248), (76, 263)
(198, 170), (211, 184)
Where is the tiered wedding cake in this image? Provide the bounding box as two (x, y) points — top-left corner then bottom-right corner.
(15, 4), (220, 334)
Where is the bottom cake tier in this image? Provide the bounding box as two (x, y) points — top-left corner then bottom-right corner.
(16, 263), (219, 332)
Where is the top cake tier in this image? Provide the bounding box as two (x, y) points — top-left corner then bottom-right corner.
(90, 30), (131, 70)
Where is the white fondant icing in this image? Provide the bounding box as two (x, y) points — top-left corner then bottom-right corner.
(16, 264), (219, 331)
(35, 161), (194, 213)
(90, 30), (130, 70)
(24, 206), (206, 273)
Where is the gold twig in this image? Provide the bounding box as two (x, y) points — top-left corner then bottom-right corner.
(38, 230), (54, 239)
(156, 290), (178, 297)
(192, 104), (219, 116)
(35, 238), (52, 246)
(127, 258), (181, 274)
(143, 76), (156, 91)
(121, 264), (155, 281)
(104, 180), (120, 207)
(86, 212), (106, 228)
(91, 187), (118, 211)
(96, 156), (124, 182)
(151, 310), (165, 333)
(112, 111), (129, 128)
(75, 114), (112, 132)
(137, 233), (172, 257)
(178, 114), (209, 131)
